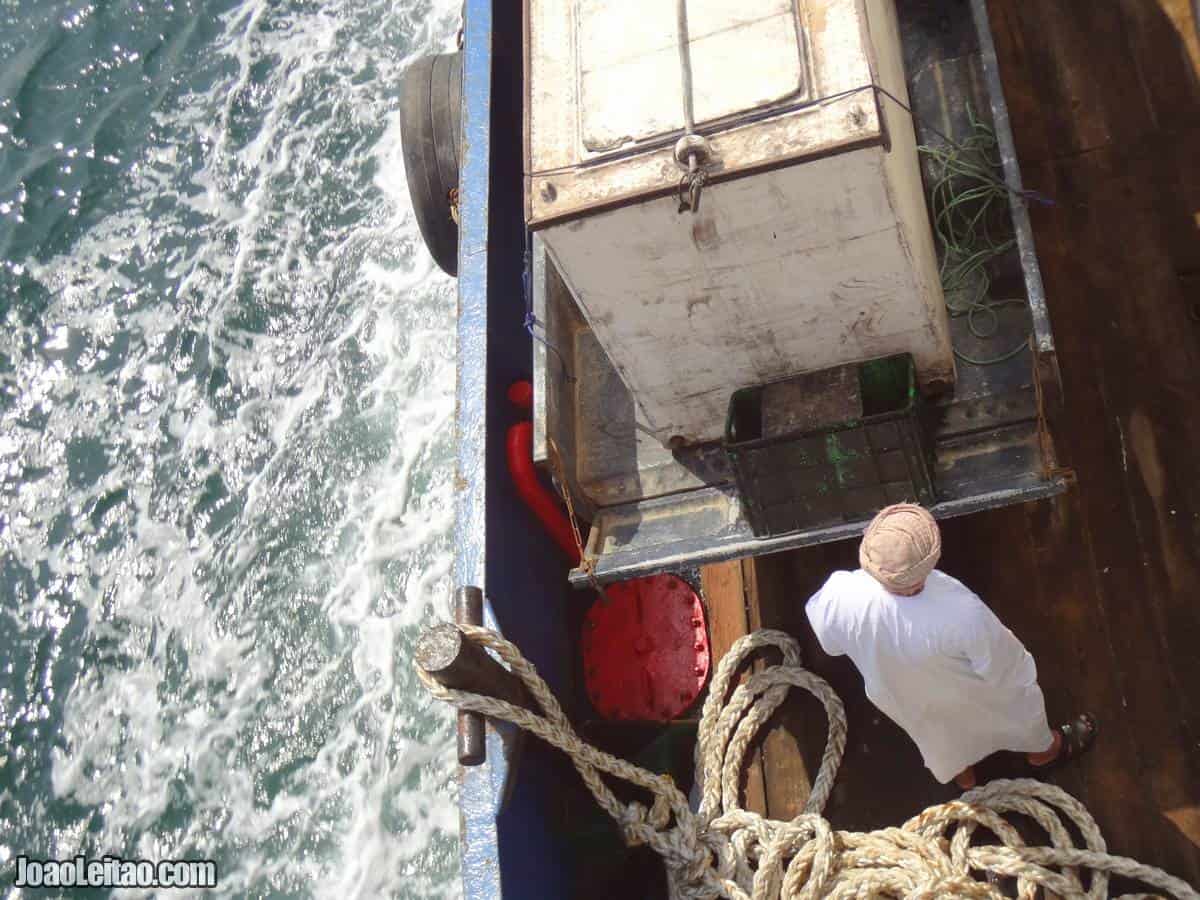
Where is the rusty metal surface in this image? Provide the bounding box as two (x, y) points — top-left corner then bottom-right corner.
(969, 0), (1054, 356)
(569, 470), (1067, 587)
(567, 418), (1064, 587)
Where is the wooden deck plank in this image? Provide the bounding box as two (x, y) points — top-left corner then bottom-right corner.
(733, 2), (1200, 883)
(1019, 496), (1157, 865)
(1026, 166), (1200, 884)
(745, 555), (817, 822)
(980, 0), (1200, 879)
(1021, 189), (1200, 881)
(700, 560), (768, 816)
(1116, 0), (1200, 131)
(996, 0), (1155, 160)
(997, 3), (1200, 881)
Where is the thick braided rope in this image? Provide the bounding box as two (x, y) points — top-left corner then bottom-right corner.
(416, 624), (1200, 900)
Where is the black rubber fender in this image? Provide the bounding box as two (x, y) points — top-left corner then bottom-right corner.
(401, 51), (462, 276)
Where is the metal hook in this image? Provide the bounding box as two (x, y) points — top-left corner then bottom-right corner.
(688, 171), (705, 215)
(676, 150), (707, 214)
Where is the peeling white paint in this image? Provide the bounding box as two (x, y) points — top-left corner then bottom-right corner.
(530, 0), (954, 444)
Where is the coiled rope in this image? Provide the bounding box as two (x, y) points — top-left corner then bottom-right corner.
(919, 109), (1030, 367)
(416, 625), (1200, 900)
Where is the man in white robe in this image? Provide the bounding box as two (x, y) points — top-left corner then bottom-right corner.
(806, 503), (1096, 789)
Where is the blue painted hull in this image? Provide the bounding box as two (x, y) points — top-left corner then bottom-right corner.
(454, 2), (576, 897)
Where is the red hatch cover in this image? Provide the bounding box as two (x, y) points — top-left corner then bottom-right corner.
(581, 574), (710, 722)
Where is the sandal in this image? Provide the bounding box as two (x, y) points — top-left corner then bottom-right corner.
(1028, 712), (1098, 774)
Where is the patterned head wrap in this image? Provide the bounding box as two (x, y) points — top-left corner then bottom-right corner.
(859, 503), (941, 593)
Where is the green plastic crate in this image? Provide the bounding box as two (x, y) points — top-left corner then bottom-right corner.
(724, 354), (935, 537)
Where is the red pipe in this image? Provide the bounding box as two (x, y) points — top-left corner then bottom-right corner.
(506, 419), (581, 564)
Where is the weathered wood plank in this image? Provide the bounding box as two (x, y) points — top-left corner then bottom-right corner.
(1157, 0), (1200, 74)
(700, 560), (767, 815)
(744, 555), (817, 821)
(1116, 0), (1200, 130)
(991, 0), (1156, 161)
(974, 0), (1200, 880)
(1023, 494), (1187, 876)
(1159, 126), (1200, 275)
(1014, 152), (1200, 883)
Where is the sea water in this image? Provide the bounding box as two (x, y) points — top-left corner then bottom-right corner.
(0, 0), (462, 895)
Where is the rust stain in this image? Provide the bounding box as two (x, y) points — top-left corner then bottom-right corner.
(691, 215), (720, 251)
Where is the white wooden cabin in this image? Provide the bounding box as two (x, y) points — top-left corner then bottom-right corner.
(525, 0), (954, 446)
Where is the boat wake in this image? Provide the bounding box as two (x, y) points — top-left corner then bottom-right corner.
(0, 0), (463, 895)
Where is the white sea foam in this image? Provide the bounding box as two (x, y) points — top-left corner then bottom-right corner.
(0, 0), (465, 895)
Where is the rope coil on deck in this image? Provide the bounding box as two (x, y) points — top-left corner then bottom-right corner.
(416, 625), (1199, 900)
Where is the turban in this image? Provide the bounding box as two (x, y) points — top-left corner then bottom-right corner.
(859, 503), (941, 593)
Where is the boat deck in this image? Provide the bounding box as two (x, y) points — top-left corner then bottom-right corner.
(703, 0), (1200, 885)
